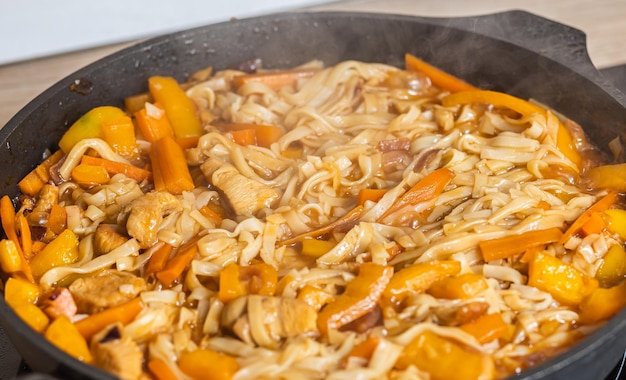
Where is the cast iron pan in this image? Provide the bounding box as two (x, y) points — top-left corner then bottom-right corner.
(1, 10), (625, 380)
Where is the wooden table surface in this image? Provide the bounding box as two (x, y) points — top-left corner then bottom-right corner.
(1, 0), (625, 127)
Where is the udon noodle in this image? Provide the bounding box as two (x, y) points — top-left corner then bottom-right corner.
(2, 54), (626, 380)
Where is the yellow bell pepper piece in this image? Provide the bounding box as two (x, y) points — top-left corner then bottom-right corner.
(30, 229), (79, 279)
(0, 239), (22, 274)
(13, 302), (49, 333)
(602, 209), (626, 240)
(527, 251), (598, 306)
(58, 106), (127, 153)
(45, 316), (93, 363)
(441, 90), (582, 169)
(395, 330), (494, 379)
(317, 263), (393, 335)
(178, 349), (239, 380)
(578, 280), (626, 325)
(587, 163), (626, 192)
(148, 76), (203, 139)
(301, 239), (335, 258)
(383, 260), (461, 305)
(4, 277), (40, 307)
(596, 244), (626, 288)
(427, 273), (489, 300)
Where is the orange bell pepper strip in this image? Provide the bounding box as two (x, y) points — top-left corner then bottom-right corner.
(301, 239), (335, 258)
(218, 263), (278, 303)
(441, 90), (582, 169)
(395, 330), (494, 379)
(0, 195), (33, 282)
(101, 115), (140, 160)
(405, 53), (478, 93)
(148, 76), (203, 139)
(150, 136), (195, 194)
(317, 263), (393, 335)
(80, 155), (152, 183)
(18, 150), (64, 197)
(427, 273), (489, 300)
(279, 205), (364, 246)
(459, 313), (509, 344)
(0, 239), (24, 274)
(578, 281), (626, 325)
(478, 227), (563, 262)
(559, 191), (618, 244)
(297, 284), (335, 311)
(527, 250), (598, 306)
(46, 315), (93, 363)
(58, 106), (127, 153)
(74, 297), (144, 341)
(382, 260), (461, 305)
(378, 167), (454, 225)
(156, 239), (199, 287)
(232, 69), (318, 91)
(4, 277), (40, 307)
(148, 358), (178, 380)
(178, 349), (239, 380)
(357, 188), (388, 205)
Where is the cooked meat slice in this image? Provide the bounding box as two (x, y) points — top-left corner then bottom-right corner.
(199, 157), (225, 179)
(41, 287), (77, 319)
(225, 295), (317, 348)
(69, 271), (146, 314)
(94, 224), (129, 256)
(124, 191), (182, 248)
(91, 323), (143, 380)
(208, 164), (279, 216)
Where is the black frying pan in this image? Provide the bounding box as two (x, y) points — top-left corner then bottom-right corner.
(1, 10), (625, 380)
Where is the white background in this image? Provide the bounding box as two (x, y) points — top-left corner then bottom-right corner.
(0, 0), (336, 65)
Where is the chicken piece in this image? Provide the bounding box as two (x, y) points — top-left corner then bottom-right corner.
(94, 224), (129, 256)
(124, 191), (182, 248)
(224, 295), (317, 348)
(202, 161), (278, 217)
(91, 323), (142, 380)
(40, 287), (77, 319)
(69, 270), (146, 314)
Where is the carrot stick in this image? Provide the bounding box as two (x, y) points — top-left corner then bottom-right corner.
(145, 243), (173, 276)
(221, 123), (283, 148)
(156, 239), (199, 287)
(148, 358), (178, 380)
(343, 336), (380, 367)
(44, 204), (67, 235)
(378, 167), (454, 224)
(74, 297), (144, 341)
(149, 147), (166, 192)
(0, 196), (33, 282)
(233, 69), (318, 91)
(150, 136), (195, 194)
(134, 102), (174, 143)
(226, 129), (256, 146)
(279, 205), (364, 246)
(199, 205), (223, 224)
(405, 53), (478, 93)
(17, 214), (32, 261)
(580, 211), (607, 236)
(559, 191), (619, 244)
(80, 155), (152, 183)
(479, 227), (563, 262)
